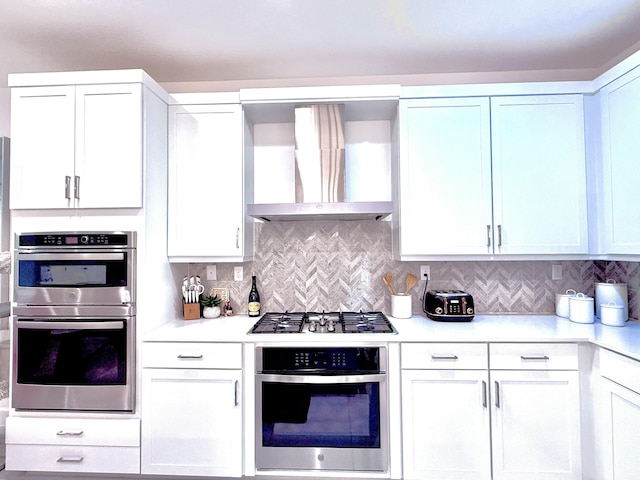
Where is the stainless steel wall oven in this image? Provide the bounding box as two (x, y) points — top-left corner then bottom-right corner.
(255, 346), (389, 473)
(12, 232), (136, 412)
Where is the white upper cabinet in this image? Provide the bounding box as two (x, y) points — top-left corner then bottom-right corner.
(490, 95), (588, 255)
(599, 67), (640, 255)
(10, 83), (144, 209)
(396, 93), (588, 259)
(398, 97), (492, 257)
(167, 98), (253, 262)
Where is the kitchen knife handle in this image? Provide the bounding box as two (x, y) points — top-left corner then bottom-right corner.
(486, 225), (491, 248)
(234, 380), (239, 406)
(74, 175), (80, 199)
(497, 224), (502, 247)
(482, 381), (487, 408)
(494, 381), (500, 408)
(65, 176), (71, 199)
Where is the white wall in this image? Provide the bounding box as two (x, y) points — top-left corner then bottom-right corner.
(0, 88), (9, 137)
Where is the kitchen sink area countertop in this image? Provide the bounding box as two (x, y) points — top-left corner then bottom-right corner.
(144, 313), (640, 360)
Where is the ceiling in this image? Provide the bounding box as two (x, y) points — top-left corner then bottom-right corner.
(2, 0), (640, 89)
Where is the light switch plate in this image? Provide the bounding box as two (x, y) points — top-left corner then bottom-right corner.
(206, 265), (217, 281)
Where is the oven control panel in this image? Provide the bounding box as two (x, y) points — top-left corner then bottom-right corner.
(258, 346), (383, 373)
(18, 232), (132, 247)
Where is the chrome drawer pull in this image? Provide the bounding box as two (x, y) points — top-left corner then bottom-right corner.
(495, 381), (500, 408)
(234, 380), (239, 406)
(56, 429), (83, 436)
(177, 354), (204, 359)
(520, 355), (550, 361)
(57, 456), (84, 463)
(431, 355), (459, 361)
(482, 381), (487, 408)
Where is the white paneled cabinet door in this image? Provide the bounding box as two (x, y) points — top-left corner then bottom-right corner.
(600, 68), (640, 254)
(601, 379), (640, 480)
(10, 86), (76, 209)
(490, 370), (582, 480)
(490, 95), (588, 254)
(75, 84), (143, 208)
(168, 104), (245, 260)
(398, 97), (493, 257)
(401, 369), (491, 480)
(141, 368), (242, 477)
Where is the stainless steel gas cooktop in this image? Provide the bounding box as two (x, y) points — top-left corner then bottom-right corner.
(249, 311), (397, 334)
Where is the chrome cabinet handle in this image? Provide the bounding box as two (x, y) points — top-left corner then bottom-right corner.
(57, 429), (83, 436)
(520, 355), (550, 361)
(482, 381), (487, 408)
(430, 355), (459, 361)
(486, 225), (491, 247)
(57, 456), (84, 463)
(177, 354), (203, 359)
(236, 227), (240, 249)
(234, 380), (239, 406)
(74, 175), (80, 199)
(65, 176), (71, 199)
(494, 381), (500, 408)
(497, 224), (502, 247)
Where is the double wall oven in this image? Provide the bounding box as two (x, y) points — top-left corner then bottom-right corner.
(12, 232), (136, 412)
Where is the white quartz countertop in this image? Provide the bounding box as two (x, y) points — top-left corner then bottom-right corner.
(144, 314), (640, 361)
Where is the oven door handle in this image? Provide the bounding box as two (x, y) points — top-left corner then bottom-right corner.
(256, 373), (386, 384)
(16, 320), (125, 330)
(17, 252), (126, 261)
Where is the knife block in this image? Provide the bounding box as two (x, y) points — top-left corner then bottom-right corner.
(183, 302), (200, 320)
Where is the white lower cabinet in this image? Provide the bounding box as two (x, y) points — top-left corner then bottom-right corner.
(598, 349), (640, 480)
(402, 343), (582, 480)
(401, 343), (491, 480)
(141, 342), (243, 477)
(5, 416), (140, 474)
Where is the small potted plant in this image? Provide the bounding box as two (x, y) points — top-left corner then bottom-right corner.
(200, 294), (222, 319)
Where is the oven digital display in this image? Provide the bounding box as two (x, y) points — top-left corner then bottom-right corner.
(65, 236), (79, 245)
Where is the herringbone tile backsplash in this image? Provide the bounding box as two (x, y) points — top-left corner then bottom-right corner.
(204, 221), (639, 320)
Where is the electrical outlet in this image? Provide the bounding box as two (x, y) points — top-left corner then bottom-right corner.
(206, 265), (217, 281)
(420, 265), (431, 280)
(552, 264), (562, 280)
(234, 266), (243, 282)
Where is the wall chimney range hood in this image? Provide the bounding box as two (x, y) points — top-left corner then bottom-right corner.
(247, 201), (392, 222)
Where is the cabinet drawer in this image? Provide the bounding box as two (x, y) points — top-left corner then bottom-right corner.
(490, 343), (578, 370)
(6, 417), (139, 446)
(6, 444), (139, 473)
(142, 342), (242, 369)
(600, 348), (640, 394)
(402, 343), (488, 369)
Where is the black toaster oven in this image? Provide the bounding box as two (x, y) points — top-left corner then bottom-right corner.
(423, 290), (475, 322)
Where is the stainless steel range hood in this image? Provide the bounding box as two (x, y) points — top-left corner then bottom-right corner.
(247, 201), (392, 222)
(248, 103), (393, 222)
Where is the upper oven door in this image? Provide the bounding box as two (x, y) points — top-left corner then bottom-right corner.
(15, 249), (135, 305)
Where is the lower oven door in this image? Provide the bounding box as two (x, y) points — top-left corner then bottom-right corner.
(256, 373), (388, 473)
(12, 315), (135, 412)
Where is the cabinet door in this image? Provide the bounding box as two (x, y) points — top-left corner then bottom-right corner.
(75, 84), (143, 208)
(10, 86), (76, 209)
(401, 369), (491, 480)
(141, 368), (242, 477)
(491, 95), (588, 254)
(491, 370), (582, 480)
(168, 104), (245, 260)
(600, 378), (640, 480)
(399, 98), (493, 257)
(600, 69), (640, 254)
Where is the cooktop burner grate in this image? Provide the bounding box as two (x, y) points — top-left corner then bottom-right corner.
(249, 311), (396, 334)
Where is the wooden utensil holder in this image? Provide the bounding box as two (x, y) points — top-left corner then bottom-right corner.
(183, 302), (200, 320)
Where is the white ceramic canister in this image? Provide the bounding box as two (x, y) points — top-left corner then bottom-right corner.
(569, 292), (595, 324)
(595, 280), (628, 321)
(555, 289), (577, 318)
(600, 301), (626, 327)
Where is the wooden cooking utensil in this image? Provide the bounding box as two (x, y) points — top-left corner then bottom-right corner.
(405, 273), (418, 293)
(382, 272), (398, 296)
